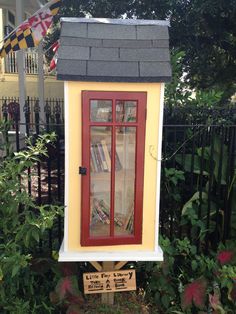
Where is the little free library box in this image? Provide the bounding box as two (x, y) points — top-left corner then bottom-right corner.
(57, 17), (172, 262)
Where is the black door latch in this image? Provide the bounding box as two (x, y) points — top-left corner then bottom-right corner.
(79, 167), (87, 175)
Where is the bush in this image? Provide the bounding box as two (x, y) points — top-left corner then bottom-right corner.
(137, 237), (236, 313)
(0, 126), (63, 313)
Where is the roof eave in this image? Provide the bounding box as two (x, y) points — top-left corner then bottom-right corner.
(57, 74), (172, 83)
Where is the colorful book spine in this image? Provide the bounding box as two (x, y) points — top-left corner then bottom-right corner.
(101, 139), (111, 172)
(90, 145), (98, 172)
(97, 143), (108, 172)
(93, 199), (110, 224)
(90, 140), (123, 173)
(100, 200), (123, 227)
(94, 143), (103, 172)
(107, 145), (122, 171)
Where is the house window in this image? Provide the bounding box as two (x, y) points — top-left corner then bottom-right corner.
(81, 91), (147, 246)
(4, 10), (15, 36)
(4, 25), (14, 36)
(8, 11), (15, 26)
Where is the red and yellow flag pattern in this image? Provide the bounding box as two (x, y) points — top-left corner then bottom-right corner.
(0, 0), (61, 58)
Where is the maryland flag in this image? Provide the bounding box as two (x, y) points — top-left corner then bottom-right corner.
(49, 40), (60, 71)
(0, 0), (61, 58)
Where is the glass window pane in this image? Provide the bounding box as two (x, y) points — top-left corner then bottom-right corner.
(90, 100), (112, 122)
(116, 101), (137, 123)
(114, 127), (136, 236)
(90, 126), (111, 237)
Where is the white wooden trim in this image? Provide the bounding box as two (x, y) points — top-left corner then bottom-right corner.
(59, 240), (163, 262)
(154, 83), (165, 250)
(64, 81), (69, 252)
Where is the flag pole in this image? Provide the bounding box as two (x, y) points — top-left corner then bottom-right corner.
(16, 0), (26, 135)
(38, 42), (45, 122)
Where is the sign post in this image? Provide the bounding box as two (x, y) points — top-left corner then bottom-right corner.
(101, 262), (114, 305)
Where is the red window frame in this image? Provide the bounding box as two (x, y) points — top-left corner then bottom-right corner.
(81, 91), (147, 246)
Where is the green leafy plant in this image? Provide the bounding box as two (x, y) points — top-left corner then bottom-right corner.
(49, 262), (84, 313)
(137, 236), (236, 313)
(161, 167), (185, 236)
(0, 123), (63, 313)
(176, 134), (236, 245)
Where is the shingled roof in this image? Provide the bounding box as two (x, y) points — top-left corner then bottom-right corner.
(57, 18), (171, 83)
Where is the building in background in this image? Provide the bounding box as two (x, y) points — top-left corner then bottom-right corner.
(0, 2), (63, 99)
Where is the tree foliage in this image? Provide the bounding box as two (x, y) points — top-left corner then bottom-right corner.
(50, 0), (236, 97)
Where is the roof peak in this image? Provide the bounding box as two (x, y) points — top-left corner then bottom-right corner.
(60, 17), (170, 27)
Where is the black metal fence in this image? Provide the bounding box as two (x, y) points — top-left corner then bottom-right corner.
(161, 106), (236, 251)
(1, 98), (64, 251)
(161, 125), (236, 248)
(1, 99), (236, 252)
(0, 96), (64, 124)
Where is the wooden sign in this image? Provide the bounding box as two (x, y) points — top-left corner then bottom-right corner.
(83, 269), (136, 294)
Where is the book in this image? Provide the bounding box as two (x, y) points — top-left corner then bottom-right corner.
(101, 139), (111, 172)
(90, 145), (98, 172)
(97, 142), (108, 171)
(123, 203), (134, 232)
(90, 140), (123, 173)
(94, 143), (103, 172)
(93, 198), (110, 225)
(100, 199), (123, 227)
(107, 145), (122, 171)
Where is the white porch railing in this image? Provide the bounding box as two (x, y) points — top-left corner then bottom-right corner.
(4, 49), (39, 74)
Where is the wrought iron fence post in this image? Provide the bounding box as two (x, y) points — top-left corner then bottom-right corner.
(2, 101), (9, 156)
(24, 97), (31, 196)
(34, 99), (43, 251)
(24, 97), (31, 136)
(11, 101), (20, 152)
(54, 101), (62, 244)
(34, 99), (40, 130)
(44, 100), (53, 251)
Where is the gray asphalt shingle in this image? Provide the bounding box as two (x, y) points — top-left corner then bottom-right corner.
(57, 18), (171, 82)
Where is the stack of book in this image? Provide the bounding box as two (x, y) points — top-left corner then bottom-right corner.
(90, 140), (122, 173)
(92, 198), (110, 225)
(122, 203), (134, 234)
(91, 198), (123, 227)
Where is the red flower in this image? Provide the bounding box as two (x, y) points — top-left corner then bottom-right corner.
(181, 278), (207, 310)
(217, 250), (234, 265)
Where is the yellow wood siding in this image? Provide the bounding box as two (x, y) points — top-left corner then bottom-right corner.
(66, 81), (161, 252)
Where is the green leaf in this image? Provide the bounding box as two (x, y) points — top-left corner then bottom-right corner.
(11, 265), (20, 278)
(182, 192), (208, 215)
(176, 154), (209, 176)
(212, 136), (228, 185)
(31, 228), (40, 243)
(154, 291), (160, 303)
(24, 230), (32, 248)
(191, 260), (198, 271)
(0, 267), (3, 281)
(161, 294), (170, 309)
(66, 304), (80, 314)
(49, 291), (60, 305)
